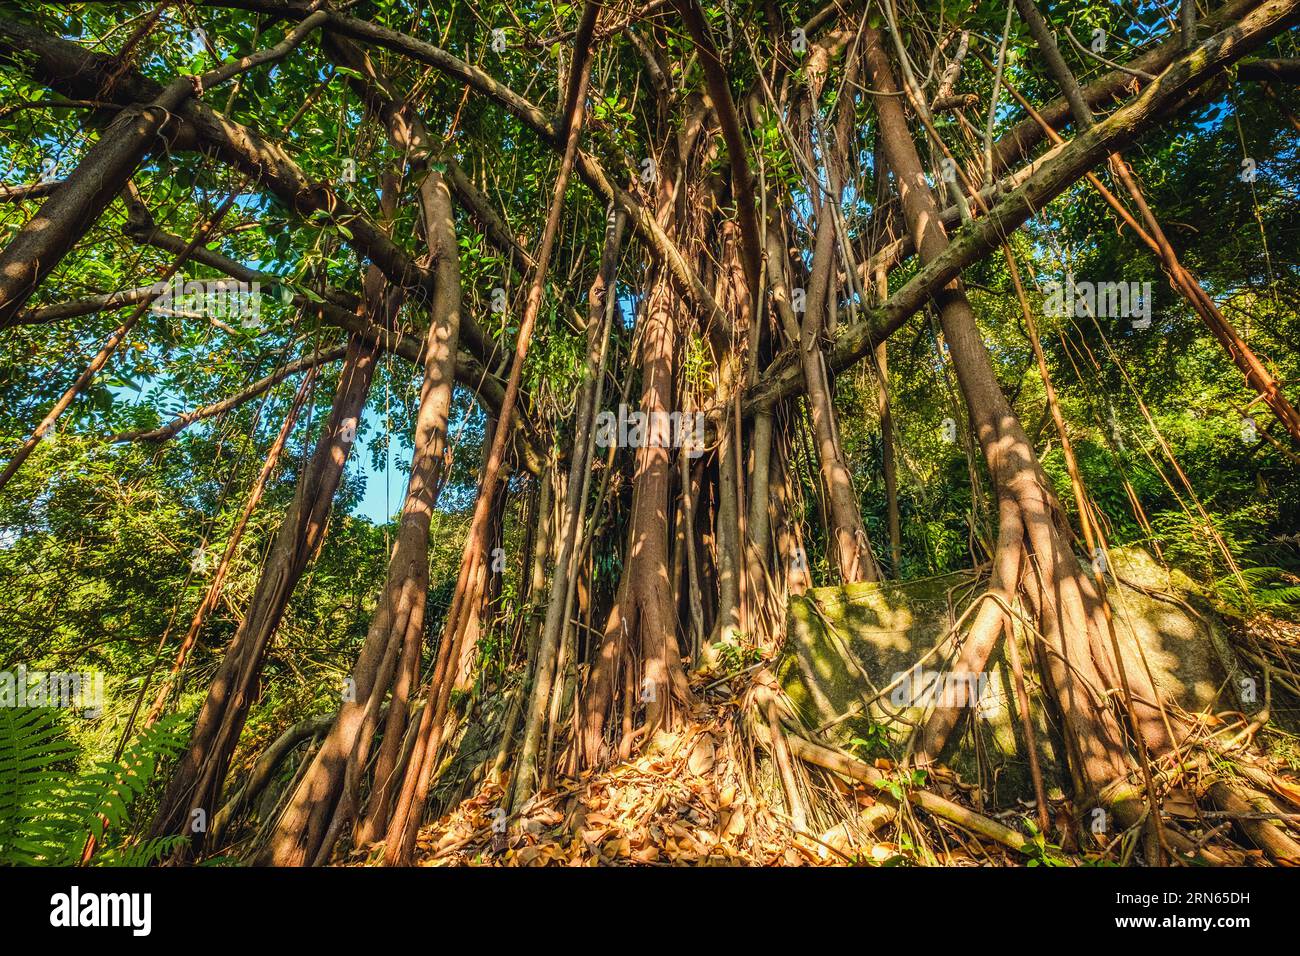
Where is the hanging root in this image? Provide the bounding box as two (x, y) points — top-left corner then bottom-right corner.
(204, 613), (1300, 869)
(747, 672), (1030, 859)
(211, 714), (333, 846)
(768, 559), (1300, 868)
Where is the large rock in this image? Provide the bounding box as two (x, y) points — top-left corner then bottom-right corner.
(777, 549), (1240, 805)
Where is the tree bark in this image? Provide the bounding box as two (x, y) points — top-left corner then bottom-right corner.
(862, 25), (1166, 824)
(381, 3), (601, 864)
(0, 79), (191, 327)
(149, 319), (385, 855)
(260, 171), (462, 867)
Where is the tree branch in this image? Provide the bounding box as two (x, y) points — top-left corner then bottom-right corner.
(745, 0), (1300, 414)
(110, 344), (350, 443)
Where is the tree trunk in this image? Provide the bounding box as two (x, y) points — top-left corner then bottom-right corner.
(584, 274), (694, 749)
(149, 319), (385, 854)
(381, 4), (600, 863)
(0, 79), (191, 327)
(863, 25), (1168, 826)
(259, 171), (462, 866)
(511, 205), (625, 810)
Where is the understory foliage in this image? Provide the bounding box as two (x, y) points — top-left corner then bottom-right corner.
(0, 0), (1297, 867)
(0, 707), (187, 865)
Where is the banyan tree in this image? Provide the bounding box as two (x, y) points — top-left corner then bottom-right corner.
(1, 0), (1299, 868)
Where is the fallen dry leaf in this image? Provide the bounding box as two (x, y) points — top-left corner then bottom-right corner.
(687, 734), (716, 776)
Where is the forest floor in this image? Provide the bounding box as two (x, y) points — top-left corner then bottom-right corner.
(389, 678), (802, 866)
(336, 671), (1028, 867)
(322, 608), (1300, 867)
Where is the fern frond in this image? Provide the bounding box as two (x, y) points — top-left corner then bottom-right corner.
(0, 709), (187, 866)
(0, 707), (78, 866)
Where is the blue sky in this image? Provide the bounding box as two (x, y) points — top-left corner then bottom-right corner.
(108, 375), (412, 525)
(352, 404), (415, 524)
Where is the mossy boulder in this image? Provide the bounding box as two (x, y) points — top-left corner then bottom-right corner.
(777, 549), (1240, 805)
